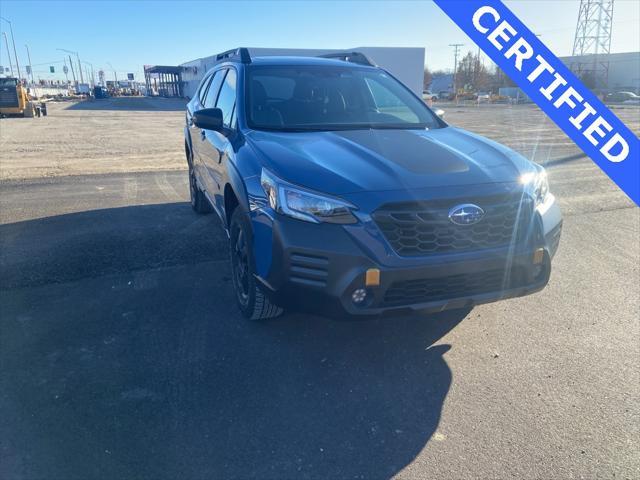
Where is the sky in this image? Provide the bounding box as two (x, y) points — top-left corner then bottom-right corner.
(1, 0), (639, 82)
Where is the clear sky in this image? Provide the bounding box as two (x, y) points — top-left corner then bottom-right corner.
(1, 0), (639, 82)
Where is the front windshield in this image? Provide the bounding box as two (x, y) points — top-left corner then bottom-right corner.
(0, 78), (18, 88)
(247, 65), (441, 131)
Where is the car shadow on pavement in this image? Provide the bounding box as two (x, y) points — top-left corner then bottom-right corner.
(64, 96), (187, 111)
(1, 202), (470, 479)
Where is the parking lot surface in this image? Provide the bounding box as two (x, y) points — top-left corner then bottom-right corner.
(1, 98), (639, 479)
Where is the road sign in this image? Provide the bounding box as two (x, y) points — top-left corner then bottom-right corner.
(127, 73), (134, 80)
(26, 65), (31, 75)
(50, 66), (55, 73)
(63, 65), (69, 74)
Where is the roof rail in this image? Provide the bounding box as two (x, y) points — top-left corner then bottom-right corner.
(215, 47), (252, 64)
(318, 51), (376, 67)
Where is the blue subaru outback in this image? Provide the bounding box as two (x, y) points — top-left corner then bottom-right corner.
(184, 48), (562, 320)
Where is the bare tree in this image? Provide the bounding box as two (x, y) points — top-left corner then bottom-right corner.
(423, 68), (433, 90)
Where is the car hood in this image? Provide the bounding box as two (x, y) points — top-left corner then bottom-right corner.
(246, 126), (534, 195)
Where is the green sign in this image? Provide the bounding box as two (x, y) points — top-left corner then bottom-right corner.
(50, 66), (55, 73)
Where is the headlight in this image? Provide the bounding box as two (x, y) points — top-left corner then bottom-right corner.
(533, 169), (549, 206)
(520, 167), (550, 207)
(260, 169), (357, 224)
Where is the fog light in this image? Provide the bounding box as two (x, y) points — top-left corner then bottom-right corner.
(352, 288), (367, 304)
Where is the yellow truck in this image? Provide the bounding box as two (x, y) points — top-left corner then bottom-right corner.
(0, 77), (35, 117)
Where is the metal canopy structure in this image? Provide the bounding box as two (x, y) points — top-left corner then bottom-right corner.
(143, 65), (184, 97)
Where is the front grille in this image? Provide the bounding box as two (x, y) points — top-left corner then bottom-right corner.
(384, 268), (524, 306)
(0, 87), (19, 108)
(373, 195), (533, 256)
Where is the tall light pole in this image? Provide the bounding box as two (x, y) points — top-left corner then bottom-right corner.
(82, 61), (95, 87)
(57, 48), (83, 83)
(0, 16), (21, 80)
(107, 62), (118, 84)
(25, 44), (34, 85)
(2, 32), (13, 76)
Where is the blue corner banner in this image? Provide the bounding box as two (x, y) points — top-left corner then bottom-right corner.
(434, 0), (640, 206)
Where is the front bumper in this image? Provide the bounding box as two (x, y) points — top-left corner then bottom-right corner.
(251, 194), (562, 316)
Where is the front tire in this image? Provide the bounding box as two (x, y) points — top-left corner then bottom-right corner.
(229, 207), (283, 321)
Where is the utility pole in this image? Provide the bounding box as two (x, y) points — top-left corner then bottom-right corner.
(449, 43), (464, 99)
(25, 44), (34, 85)
(1, 17), (21, 80)
(2, 32), (13, 76)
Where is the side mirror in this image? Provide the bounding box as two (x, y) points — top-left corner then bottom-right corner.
(434, 108), (445, 120)
(193, 108), (223, 131)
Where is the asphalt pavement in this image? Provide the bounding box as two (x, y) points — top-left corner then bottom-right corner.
(1, 163), (638, 478)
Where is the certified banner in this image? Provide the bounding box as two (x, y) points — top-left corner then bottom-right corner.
(434, 0), (640, 206)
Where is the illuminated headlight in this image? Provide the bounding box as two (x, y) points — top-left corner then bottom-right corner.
(260, 169), (357, 224)
(520, 167), (550, 207)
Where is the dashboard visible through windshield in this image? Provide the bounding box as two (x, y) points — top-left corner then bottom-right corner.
(246, 65), (442, 131)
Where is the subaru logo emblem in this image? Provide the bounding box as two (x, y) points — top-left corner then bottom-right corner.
(448, 204), (485, 225)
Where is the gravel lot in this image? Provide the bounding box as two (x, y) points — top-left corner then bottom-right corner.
(2, 97), (638, 181)
(0, 97), (187, 181)
(1, 97), (638, 479)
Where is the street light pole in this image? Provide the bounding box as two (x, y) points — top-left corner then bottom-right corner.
(57, 48), (84, 84)
(25, 44), (34, 85)
(82, 61), (94, 87)
(67, 55), (77, 85)
(107, 62), (118, 84)
(76, 52), (83, 83)
(1, 17), (21, 80)
(2, 32), (13, 76)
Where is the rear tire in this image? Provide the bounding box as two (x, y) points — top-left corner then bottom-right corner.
(229, 207), (283, 321)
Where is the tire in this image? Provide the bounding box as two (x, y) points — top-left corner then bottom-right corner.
(229, 207), (283, 321)
(188, 161), (211, 214)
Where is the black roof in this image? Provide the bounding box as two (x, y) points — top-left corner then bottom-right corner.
(144, 65), (184, 74)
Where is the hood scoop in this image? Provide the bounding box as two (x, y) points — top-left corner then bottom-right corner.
(336, 130), (470, 175)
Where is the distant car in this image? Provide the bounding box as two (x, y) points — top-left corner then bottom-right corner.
(477, 92), (490, 102)
(439, 90), (453, 100)
(605, 91), (640, 104)
(422, 90), (437, 101)
(93, 86), (109, 99)
(184, 48), (562, 320)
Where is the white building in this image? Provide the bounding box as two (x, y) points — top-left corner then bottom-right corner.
(560, 51), (640, 92)
(179, 47), (425, 99)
